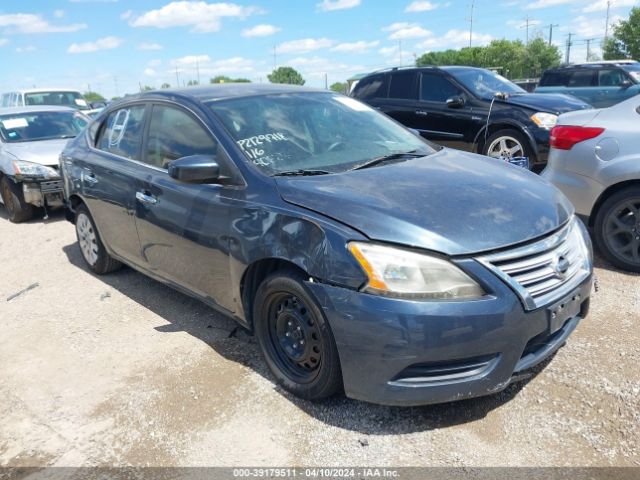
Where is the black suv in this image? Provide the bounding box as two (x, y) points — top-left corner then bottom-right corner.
(351, 66), (590, 170)
(536, 61), (640, 108)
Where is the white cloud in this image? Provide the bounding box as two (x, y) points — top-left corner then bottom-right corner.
(120, 10), (133, 20)
(16, 46), (36, 52)
(287, 56), (365, 83)
(405, 1), (439, 12)
(241, 24), (280, 37)
(526, 0), (576, 10)
(583, 0), (636, 12)
(383, 22), (432, 40)
(416, 29), (493, 50)
(506, 18), (542, 29)
(130, 1), (262, 33)
(68, 36), (123, 54)
(170, 54), (211, 68)
(168, 55), (257, 78)
(138, 42), (163, 50)
(564, 14), (621, 39)
(331, 40), (379, 53)
(379, 46), (398, 56)
(0, 13), (86, 34)
(148, 59), (162, 67)
(278, 37), (334, 54)
(53, 10), (65, 18)
(144, 68), (156, 76)
(0, 38), (8, 46)
(316, 0), (361, 12)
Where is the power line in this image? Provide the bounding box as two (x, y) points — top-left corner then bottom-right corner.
(520, 16), (536, 45)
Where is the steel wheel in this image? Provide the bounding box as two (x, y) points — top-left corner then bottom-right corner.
(267, 293), (322, 384)
(602, 198), (640, 267)
(76, 212), (99, 266)
(487, 135), (524, 160)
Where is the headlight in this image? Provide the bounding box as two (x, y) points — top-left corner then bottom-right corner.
(12, 160), (59, 179)
(531, 112), (558, 130)
(348, 242), (485, 300)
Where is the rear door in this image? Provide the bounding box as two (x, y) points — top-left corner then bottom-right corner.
(79, 103), (147, 265)
(133, 103), (236, 311)
(566, 69), (598, 105)
(375, 71), (419, 129)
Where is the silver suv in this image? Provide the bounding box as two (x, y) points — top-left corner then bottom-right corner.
(542, 95), (640, 272)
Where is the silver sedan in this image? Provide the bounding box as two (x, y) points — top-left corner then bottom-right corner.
(0, 106), (89, 222)
(542, 95), (640, 272)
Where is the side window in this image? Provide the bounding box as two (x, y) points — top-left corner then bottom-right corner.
(352, 75), (388, 100)
(540, 71), (571, 87)
(569, 70), (595, 87)
(420, 73), (461, 102)
(145, 105), (217, 169)
(97, 105), (146, 160)
(388, 72), (417, 100)
(598, 69), (626, 87)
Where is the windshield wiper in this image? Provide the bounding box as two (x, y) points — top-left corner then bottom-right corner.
(273, 169), (332, 177)
(349, 150), (426, 171)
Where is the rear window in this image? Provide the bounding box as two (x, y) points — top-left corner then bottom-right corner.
(388, 72), (417, 100)
(351, 75), (388, 100)
(24, 91), (90, 111)
(539, 70), (572, 87)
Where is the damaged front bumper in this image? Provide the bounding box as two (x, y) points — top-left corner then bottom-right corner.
(22, 179), (64, 208)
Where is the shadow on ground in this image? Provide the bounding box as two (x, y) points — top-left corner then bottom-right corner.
(62, 241), (553, 436)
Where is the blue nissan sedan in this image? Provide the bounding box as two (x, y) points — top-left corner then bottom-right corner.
(60, 84), (593, 406)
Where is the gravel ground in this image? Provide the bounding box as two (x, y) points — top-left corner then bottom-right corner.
(0, 209), (639, 468)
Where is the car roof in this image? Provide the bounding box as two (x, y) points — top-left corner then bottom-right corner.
(131, 84), (329, 104)
(0, 106), (77, 115)
(2, 88), (84, 94)
(366, 65), (493, 76)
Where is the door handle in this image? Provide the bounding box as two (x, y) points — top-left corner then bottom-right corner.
(136, 191), (158, 205)
(415, 110), (429, 116)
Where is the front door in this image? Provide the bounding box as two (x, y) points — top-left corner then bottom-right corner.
(133, 103), (235, 311)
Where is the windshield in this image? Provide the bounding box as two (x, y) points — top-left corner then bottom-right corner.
(207, 93), (434, 175)
(24, 91), (91, 111)
(622, 64), (640, 83)
(0, 111), (88, 143)
(453, 69), (526, 99)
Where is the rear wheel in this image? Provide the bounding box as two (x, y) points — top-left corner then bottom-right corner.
(594, 186), (640, 273)
(482, 129), (535, 168)
(0, 176), (34, 223)
(254, 270), (343, 400)
(75, 204), (122, 274)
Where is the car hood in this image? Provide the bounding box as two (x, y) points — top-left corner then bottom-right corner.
(502, 93), (591, 114)
(2, 139), (70, 167)
(275, 149), (574, 256)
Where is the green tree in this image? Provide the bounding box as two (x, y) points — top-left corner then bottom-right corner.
(140, 85), (153, 91)
(83, 91), (105, 102)
(523, 38), (562, 78)
(187, 80), (199, 86)
(330, 81), (348, 93)
(267, 66), (305, 85)
(603, 7), (640, 60)
(161, 83), (171, 89)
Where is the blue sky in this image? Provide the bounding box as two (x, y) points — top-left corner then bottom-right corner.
(0, 0), (637, 98)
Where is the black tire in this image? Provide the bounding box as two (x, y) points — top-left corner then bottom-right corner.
(75, 203), (122, 275)
(0, 176), (34, 223)
(253, 269), (343, 400)
(482, 129), (535, 169)
(594, 186), (640, 273)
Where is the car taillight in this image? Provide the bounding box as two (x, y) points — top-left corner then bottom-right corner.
(550, 125), (605, 150)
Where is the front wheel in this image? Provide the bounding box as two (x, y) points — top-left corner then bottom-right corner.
(254, 270), (343, 400)
(482, 129), (534, 168)
(75, 204), (122, 275)
(594, 186), (640, 273)
(0, 177), (34, 223)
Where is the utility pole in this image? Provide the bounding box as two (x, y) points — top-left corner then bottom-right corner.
(586, 38), (597, 61)
(521, 16), (533, 45)
(468, 0), (475, 48)
(546, 23), (559, 46)
(604, 0), (612, 41)
(273, 46), (277, 70)
(565, 33), (573, 64)
(324, 73), (328, 89)
(175, 66), (180, 86)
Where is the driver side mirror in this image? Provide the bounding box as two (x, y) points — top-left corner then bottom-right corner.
(168, 155), (220, 184)
(446, 96), (465, 108)
(621, 80), (632, 89)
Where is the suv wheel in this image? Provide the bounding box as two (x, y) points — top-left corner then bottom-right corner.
(253, 269), (343, 401)
(483, 129), (534, 168)
(75, 204), (122, 274)
(594, 186), (640, 273)
(0, 176), (34, 223)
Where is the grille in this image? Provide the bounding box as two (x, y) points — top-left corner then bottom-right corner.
(40, 180), (63, 193)
(477, 219), (591, 310)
